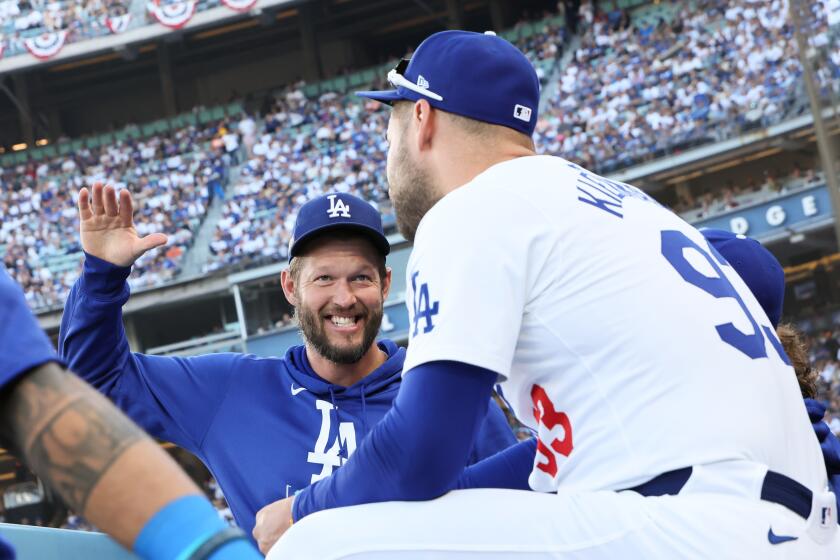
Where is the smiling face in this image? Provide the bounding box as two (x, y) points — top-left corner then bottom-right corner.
(282, 233), (390, 365)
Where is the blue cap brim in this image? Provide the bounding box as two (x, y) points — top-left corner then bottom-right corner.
(355, 89), (407, 105)
(289, 223), (390, 262)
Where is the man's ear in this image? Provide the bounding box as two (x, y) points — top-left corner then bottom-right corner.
(414, 99), (436, 153)
(381, 266), (392, 300)
(281, 268), (298, 307)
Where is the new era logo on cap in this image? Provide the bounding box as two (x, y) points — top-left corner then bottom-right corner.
(417, 75), (430, 89)
(514, 104), (532, 122)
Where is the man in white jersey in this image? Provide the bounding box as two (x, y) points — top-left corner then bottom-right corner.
(266, 30), (839, 558)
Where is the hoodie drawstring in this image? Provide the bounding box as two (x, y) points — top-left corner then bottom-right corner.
(329, 384), (369, 460)
(328, 386), (347, 458)
(360, 384), (368, 436)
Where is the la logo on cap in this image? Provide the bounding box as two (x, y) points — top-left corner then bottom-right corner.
(327, 194), (351, 218)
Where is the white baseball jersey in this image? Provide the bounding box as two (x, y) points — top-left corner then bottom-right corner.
(403, 154), (827, 496)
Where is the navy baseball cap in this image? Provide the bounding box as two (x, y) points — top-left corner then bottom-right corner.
(288, 193), (390, 261)
(356, 30), (541, 136)
(701, 229), (785, 328)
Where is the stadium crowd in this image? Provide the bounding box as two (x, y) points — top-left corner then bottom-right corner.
(0, 117), (230, 309)
(534, 0), (807, 173)
(204, 92), (394, 271)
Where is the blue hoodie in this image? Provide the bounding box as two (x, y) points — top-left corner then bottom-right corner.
(58, 255), (515, 540)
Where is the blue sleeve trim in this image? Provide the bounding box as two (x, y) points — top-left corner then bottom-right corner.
(293, 360), (497, 520)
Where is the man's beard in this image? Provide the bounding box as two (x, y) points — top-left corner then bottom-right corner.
(388, 139), (440, 243)
(296, 300), (384, 365)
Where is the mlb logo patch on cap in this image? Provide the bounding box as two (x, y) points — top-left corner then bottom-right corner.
(514, 104), (532, 122)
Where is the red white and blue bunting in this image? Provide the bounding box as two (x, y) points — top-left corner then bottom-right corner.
(147, 0), (196, 29)
(105, 13), (133, 34)
(221, 0), (257, 12)
(24, 31), (67, 60)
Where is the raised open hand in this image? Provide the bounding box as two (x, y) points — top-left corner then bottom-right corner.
(78, 183), (168, 267)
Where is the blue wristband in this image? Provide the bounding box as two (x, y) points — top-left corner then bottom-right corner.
(133, 495), (259, 560)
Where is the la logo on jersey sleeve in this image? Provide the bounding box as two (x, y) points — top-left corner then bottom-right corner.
(409, 270), (439, 338)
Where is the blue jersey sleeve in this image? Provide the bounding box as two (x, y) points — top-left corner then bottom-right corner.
(58, 254), (240, 452)
(0, 266), (62, 392)
(292, 360), (496, 521)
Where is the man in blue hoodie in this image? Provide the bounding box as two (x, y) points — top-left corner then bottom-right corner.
(58, 183), (515, 549)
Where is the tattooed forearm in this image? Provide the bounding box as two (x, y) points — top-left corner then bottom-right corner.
(0, 363), (143, 513)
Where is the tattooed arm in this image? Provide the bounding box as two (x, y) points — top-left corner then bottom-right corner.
(0, 361), (202, 548)
(0, 266), (261, 558)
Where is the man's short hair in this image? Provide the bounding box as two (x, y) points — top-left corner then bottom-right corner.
(393, 101), (496, 137)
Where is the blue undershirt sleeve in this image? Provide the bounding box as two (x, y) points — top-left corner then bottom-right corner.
(455, 438), (536, 491)
(58, 254), (239, 452)
(292, 360), (497, 521)
(469, 398), (518, 463)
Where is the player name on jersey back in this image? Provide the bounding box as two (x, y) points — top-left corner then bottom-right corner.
(403, 154), (827, 497)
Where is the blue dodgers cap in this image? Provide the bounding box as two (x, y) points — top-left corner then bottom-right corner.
(356, 30), (541, 136)
(289, 193), (390, 261)
(701, 228), (785, 328)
